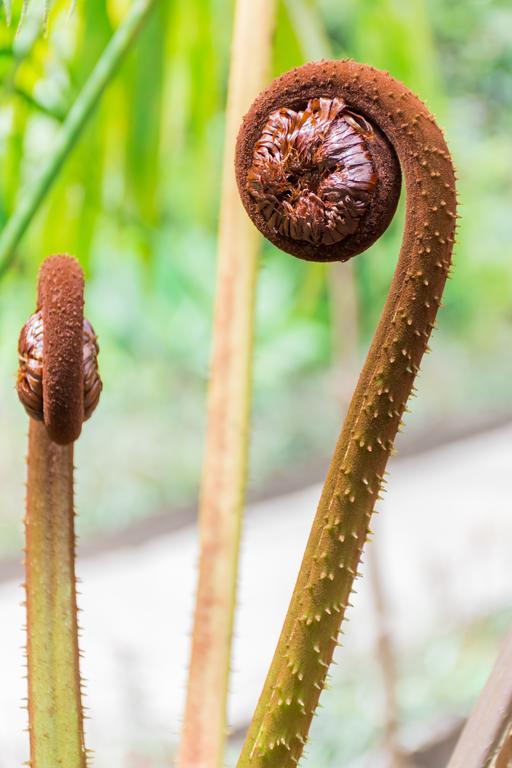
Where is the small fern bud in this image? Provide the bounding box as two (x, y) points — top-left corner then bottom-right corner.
(17, 311), (101, 425)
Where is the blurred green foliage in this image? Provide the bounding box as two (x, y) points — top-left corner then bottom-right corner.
(0, 0), (511, 554)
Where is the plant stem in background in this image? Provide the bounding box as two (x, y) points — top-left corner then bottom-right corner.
(25, 421), (86, 768)
(328, 260), (360, 404)
(0, 0), (159, 279)
(368, 544), (408, 768)
(447, 629), (512, 768)
(285, 0), (360, 408)
(235, 59), (456, 767)
(177, 1), (276, 766)
(283, 0), (332, 62)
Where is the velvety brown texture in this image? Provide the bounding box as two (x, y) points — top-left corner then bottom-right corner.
(236, 63), (402, 262)
(38, 255), (85, 445)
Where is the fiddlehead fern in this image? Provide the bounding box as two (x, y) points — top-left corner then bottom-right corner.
(235, 60), (456, 767)
(17, 255), (101, 768)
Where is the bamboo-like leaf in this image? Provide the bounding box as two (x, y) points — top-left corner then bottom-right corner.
(1, 0), (69, 31)
(352, 0), (443, 112)
(123, 0), (169, 245)
(40, 0), (112, 269)
(283, 0), (331, 62)
(2, 0), (12, 25)
(177, 2), (276, 767)
(0, 0), (160, 279)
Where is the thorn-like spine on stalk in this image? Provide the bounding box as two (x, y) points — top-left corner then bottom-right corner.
(235, 59), (456, 767)
(18, 254), (101, 768)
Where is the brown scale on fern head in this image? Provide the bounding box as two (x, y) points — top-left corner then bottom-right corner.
(16, 255), (101, 445)
(237, 74), (401, 262)
(236, 60), (456, 768)
(17, 312), (101, 424)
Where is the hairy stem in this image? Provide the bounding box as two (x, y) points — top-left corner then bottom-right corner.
(25, 420), (85, 768)
(176, 2), (276, 767)
(0, 0), (158, 279)
(236, 60), (456, 767)
(447, 629), (512, 768)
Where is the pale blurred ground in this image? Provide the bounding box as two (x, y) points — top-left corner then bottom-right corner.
(0, 423), (511, 767)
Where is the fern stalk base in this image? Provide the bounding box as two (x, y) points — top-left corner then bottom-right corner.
(25, 420), (86, 768)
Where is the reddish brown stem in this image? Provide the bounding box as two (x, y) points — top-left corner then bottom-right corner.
(235, 60), (456, 767)
(39, 255), (85, 445)
(447, 630), (512, 768)
(19, 255), (99, 768)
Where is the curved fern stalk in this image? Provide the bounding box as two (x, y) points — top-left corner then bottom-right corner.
(177, 2), (276, 767)
(234, 59), (457, 766)
(18, 255), (101, 768)
(25, 422), (86, 767)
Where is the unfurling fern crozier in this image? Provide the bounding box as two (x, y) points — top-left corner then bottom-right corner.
(235, 60), (456, 768)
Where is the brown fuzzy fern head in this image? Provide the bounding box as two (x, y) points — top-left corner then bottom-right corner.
(17, 310), (102, 424)
(236, 67), (402, 263)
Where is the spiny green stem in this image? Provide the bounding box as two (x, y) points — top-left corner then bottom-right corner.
(0, 0), (158, 279)
(25, 420), (85, 768)
(236, 60), (456, 767)
(176, 1), (276, 767)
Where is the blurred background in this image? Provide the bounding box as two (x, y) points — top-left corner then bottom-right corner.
(0, 0), (511, 766)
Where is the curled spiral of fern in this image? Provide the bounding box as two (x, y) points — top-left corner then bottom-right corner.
(235, 59), (457, 768)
